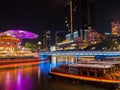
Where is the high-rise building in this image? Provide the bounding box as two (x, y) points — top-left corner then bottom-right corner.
(41, 31), (51, 51)
(111, 19), (120, 36)
(88, 30), (101, 44)
(64, 0), (95, 40)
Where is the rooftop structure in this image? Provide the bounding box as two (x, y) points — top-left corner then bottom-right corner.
(0, 34), (20, 48)
(0, 30), (38, 40)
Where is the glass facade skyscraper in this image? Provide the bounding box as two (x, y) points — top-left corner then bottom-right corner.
(64, 0), (95, 41)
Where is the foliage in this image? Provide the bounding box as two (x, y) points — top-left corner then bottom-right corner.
(85, 35), (120, 51)
(25, 42), (38, 51)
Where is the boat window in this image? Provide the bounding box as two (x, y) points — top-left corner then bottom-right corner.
(97, 72), (103, 77)
(89, 71), (94, 76)
(82, 71), (87, 76)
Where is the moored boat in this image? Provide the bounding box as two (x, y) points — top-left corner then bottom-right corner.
(49, 60), (120, 89)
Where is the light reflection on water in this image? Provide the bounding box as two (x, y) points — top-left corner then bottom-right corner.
(0, 59), (108, 90)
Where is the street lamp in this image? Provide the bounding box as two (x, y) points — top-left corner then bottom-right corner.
(38, 41), (41, 45)
(38, 41), (41, 52)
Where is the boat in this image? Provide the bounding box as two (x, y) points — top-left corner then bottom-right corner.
(116, 84), (120, 90)
(0, 51), (42, 68)
(49, 59), (120, 89)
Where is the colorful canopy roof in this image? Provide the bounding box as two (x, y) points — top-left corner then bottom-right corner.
(1, 30), (38, 39)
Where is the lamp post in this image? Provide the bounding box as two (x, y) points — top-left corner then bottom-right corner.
(37, 41), (41, 52)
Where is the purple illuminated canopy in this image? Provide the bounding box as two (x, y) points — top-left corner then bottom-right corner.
(1, 30), (39, 39)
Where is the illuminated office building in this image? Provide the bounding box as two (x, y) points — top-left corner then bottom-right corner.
(111, 19), (120, 36)
(64, 0), (95, 41)
(88, 30), (101, 44)
(56, 0), (95, 50)
(41, 31), (51, 51)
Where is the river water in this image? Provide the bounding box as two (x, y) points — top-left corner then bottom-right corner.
(0, 59), (110, 90)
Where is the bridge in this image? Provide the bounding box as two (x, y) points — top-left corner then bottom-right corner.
(39, 51), (120, 60)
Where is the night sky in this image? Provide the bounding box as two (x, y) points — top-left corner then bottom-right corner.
(0, 0), (120, 35)
(0, 0), (66, 35)
(96, 0), (120, 33)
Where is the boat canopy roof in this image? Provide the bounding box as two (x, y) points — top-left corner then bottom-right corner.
(69, 63), (113, 69)
(78, 60), (120, 65)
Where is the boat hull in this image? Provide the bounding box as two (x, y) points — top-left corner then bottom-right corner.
(49, 72), (120, 89)
(0, 57), (41, 68)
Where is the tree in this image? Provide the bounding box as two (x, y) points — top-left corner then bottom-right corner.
(25, 42), (38, 51)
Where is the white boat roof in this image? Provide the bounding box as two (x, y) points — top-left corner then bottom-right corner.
(78, 60), (120, 65)
(69, 63), (112, 69)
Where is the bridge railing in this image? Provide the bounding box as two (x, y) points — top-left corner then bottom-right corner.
(39, 51), (120, 56)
